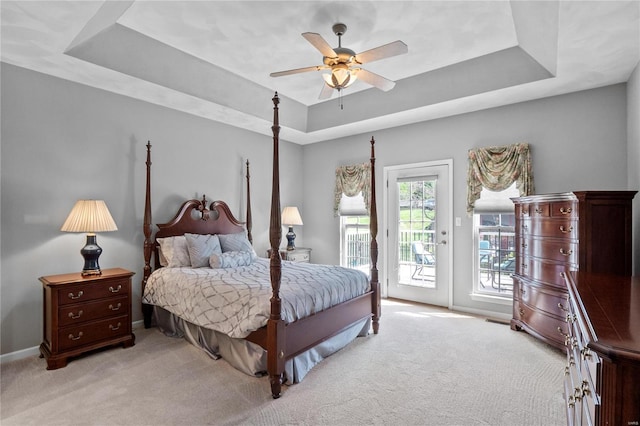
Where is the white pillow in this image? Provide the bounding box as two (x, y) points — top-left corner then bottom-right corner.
(185, 233), (222, 268)
(218, 231), (257, 258)
(209, 251), (255, 269)
(157, 236), (191, 268)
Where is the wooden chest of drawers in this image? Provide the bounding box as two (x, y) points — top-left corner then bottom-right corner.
(561, 272), (640, 426)
(511, 191), (635, 350)
(39, 268), (135, 369)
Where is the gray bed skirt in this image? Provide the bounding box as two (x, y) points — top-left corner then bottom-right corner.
(154, 306), (371, 384)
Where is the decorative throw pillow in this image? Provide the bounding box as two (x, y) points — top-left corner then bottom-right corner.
(209, 251), (255, 269)
(185, 233), (222, 268)
(157, 236), (191, 268)
(218, 231), (257, 258)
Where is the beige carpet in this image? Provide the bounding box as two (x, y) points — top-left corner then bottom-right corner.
(1, 299), (566, 425)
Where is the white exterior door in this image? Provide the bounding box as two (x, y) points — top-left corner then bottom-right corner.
(385, 161), (452, 307)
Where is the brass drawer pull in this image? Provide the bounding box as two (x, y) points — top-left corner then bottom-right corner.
(68, 332), (83, 341)
(559, 248), (573, 256)
(521, 242), (527, 248)
(519, 308), (525, 317)
(558, 302), (569, 312)
(581, 380), (590, 396)
(68, 310), (83, 319)
(109, 285), (122, 293)
(559, 225), (573, 234)
(109, 322), (122, 331)
(559, 207), (572, 215)
(534, 207), (544, 214)
(108, 303), (122, 311)
(68, 290), (84, 300)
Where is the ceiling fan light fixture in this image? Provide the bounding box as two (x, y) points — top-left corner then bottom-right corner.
(323, 64), (357, 89)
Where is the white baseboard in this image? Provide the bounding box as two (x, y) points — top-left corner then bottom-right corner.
(451, 304), (512, 322)
(0, 345), (40, 364)
(1, 320), (146, 365)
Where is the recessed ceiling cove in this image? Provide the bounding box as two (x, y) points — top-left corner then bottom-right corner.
(2, 1), (638, 144)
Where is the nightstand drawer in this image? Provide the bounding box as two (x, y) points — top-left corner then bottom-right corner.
(58, 295), (128, 327)
(58, 314), (129, 351)
(58, 278), (130, 305)
(287, 251), (310, 262)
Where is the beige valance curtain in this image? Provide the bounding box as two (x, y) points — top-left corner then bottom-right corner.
(334, 162), (371, 216)
(467, 143), (534, 214)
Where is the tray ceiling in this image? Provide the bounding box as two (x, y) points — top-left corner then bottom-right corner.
(2, 1), (638, 144)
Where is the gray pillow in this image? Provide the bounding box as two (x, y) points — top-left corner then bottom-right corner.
(185, 233), (222, 268)
(218, 231), (257, 258)
(209, 251), (255, 268)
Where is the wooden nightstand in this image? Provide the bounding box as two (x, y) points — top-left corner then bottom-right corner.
(281, 247), (311, 263)
(39, 268), (135, 370)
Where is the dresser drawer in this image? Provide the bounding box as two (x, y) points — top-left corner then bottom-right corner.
(514, 299), (568, 348)
(58, 278), (130, 305)
(551, 201), (577, 218)
(521, 257), (574, 287)
(531, 202), (551, 217)
(522, 218), (578, 239)
(58, 314), (129, 351)
(58, 295), (128, 327)
(518, 278), (567, 318)
(525, 237), (578, 264)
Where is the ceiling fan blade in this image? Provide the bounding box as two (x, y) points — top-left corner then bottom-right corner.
(318, 83), (334, 100)
(354, 40), (408, 64)
(270, 65), (327, 77)
(302, 32), (337, 58)
(356, 69), (396, 91)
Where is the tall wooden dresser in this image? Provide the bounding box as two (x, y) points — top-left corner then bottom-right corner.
(510, 191), (636, 351)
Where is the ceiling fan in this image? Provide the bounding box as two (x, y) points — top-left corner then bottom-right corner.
(270, 23), (408, 100)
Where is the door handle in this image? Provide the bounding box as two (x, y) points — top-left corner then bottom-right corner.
(437, 240), (447, 245)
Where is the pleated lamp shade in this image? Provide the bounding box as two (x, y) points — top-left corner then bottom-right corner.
(61, 200), (118, 233)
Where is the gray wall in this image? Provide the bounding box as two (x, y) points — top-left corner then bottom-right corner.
(0, 63), (303, 355)
(302, 84), (632, 316)
(1, 61), (637, 357)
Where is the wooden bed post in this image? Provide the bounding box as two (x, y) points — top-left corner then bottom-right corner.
(369, 137), (381, 334)
(268, 92), (285, 399)
(142, 141), (154, 328)
(246, 160), (253, 245)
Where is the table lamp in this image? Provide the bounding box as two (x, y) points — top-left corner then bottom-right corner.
(61, 200), (118, 276)
(281, 206), (303, 251)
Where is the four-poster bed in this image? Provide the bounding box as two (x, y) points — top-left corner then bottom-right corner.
(141, 93), (380, 398)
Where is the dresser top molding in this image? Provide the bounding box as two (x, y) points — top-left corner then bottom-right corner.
(567, 271), (640, 363)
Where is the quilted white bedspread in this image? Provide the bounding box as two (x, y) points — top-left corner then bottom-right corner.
(142, 258), (370, 338)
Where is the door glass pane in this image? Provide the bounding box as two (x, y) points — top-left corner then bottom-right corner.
(397, 178), (436, 288)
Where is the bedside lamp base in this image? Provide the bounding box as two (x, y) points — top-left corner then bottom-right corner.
(286, 226), (296, 251)
(80, 234), (103, 276)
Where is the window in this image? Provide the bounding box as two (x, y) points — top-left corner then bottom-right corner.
(466, 143), (534, 300)
(473, 184), (517, 297)
(338, 193), (370, 274)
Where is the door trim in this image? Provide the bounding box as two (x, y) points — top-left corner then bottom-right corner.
(383, 159), (454, 309)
